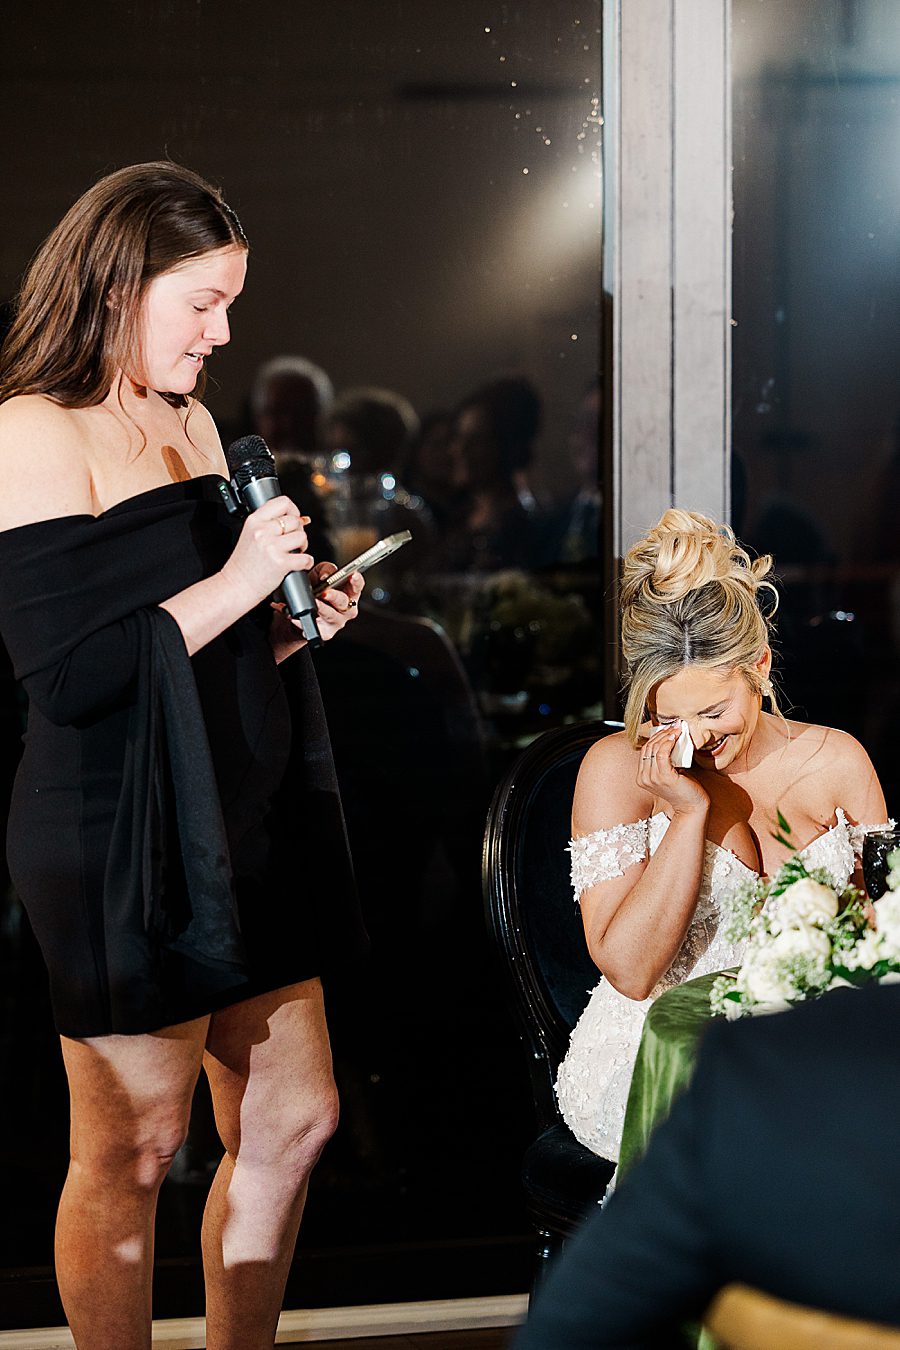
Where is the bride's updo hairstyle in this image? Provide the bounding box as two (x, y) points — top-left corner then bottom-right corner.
(620, 509), (779, 745)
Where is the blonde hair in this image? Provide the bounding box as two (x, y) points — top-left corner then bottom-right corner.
(620, 509), (779, 744)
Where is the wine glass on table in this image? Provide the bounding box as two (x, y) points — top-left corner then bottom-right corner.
(862, 827), (900, 901)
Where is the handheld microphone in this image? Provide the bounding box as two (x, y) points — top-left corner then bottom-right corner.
(225, 435), (322, 648)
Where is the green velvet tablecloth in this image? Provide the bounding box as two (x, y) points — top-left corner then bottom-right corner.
(617, 970), (733, 1350)
(618, 970), (726, 1180)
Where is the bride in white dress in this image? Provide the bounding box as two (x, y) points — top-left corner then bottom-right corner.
(555, 510), (890, 1162)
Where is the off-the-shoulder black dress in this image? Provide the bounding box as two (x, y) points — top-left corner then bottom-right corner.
(0, 474), (362, 1037)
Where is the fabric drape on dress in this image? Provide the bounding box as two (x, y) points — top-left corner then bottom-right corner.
(0, 507), (250, 1029)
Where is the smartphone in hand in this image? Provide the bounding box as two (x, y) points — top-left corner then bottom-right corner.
(313, 530), (412, 596)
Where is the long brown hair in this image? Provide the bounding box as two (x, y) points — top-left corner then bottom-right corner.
(0, 161), (247, 409)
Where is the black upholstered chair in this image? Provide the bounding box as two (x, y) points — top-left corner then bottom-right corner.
(483, 719), (621, 1265)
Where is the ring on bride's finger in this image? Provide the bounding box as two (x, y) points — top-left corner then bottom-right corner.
(278, 516), (289, 534)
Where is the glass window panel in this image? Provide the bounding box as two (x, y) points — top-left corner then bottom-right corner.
(733, 0), (900, 804)
(0, 0), (603, 1323)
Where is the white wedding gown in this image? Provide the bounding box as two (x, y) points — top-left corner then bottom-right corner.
(555, 807), (886, 1162)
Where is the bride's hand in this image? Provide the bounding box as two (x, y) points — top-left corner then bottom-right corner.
(636, 726), (710, 818)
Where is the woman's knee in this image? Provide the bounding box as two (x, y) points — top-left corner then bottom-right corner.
(71, 1106), (193, 1190)
(266, 1088), (340, 1182)
(221, 1080), (340, 1173)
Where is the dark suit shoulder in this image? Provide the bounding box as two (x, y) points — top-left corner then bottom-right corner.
(702, 981), (900, 1077)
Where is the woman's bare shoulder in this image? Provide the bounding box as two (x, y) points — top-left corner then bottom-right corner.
(0, 392), (81, 436)
(780, 718), (885, 819)
(572, 730), (653, 836)
(0, 396), (93, 526)
(781, 718), (871, 771)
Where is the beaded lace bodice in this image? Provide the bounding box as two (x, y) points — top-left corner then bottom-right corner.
(555, 808), (889, 1162)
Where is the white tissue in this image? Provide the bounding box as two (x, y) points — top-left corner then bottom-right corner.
(671, 719), (694, 769)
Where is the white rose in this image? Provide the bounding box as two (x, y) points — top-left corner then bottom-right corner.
(770, 922), (832, 964)
(739, 950), (794, 1005)
(841, 928), (883, 972)
(873, 894), (900, 961)
(773, 878), (839, 929)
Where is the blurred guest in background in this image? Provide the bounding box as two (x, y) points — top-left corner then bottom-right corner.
(437, 375), (550, 573)
(402, 409), (462, 533)
(324, 385), (418, 477)
(251, 353), (334, 464)
(545, 380), (602, 566)
(323, 386), (433, 600)
(250, 354), (336, 562)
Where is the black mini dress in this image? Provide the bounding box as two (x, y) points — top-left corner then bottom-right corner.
(0, 474), (363, 1037)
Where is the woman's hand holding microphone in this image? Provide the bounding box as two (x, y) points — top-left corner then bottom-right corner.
(220, 493), (363, 656)
(220, 494), (314, 610)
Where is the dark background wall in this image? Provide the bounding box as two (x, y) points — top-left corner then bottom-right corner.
(2, 0), (602, 498)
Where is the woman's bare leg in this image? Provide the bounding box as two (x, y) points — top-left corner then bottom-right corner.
(56, 1018), (209, 1350)
(201, 979), (338, 1350)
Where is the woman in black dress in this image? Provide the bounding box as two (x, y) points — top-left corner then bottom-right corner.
(0, 162), (364, 1349)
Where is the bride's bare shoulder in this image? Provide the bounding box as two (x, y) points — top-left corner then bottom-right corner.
(579, 729), (641, 776)
(778, 717), (882, 808)
(780, 717), (868, 766)
(572, 729), (652, 834)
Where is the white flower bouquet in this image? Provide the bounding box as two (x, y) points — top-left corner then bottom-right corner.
(710, 814), (900, 1019)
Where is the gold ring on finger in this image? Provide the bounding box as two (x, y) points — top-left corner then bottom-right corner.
(278, 517), (288, 535)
